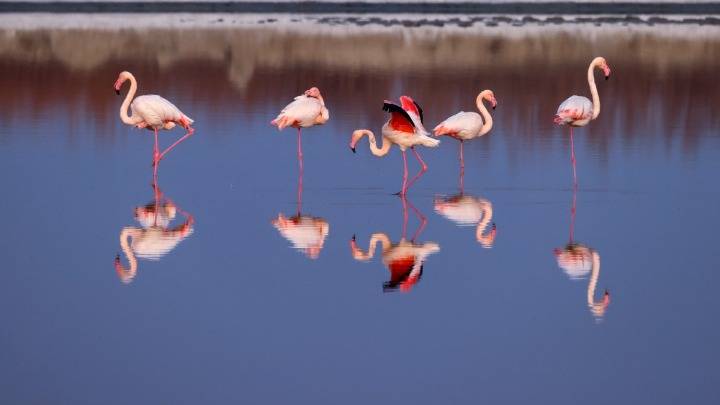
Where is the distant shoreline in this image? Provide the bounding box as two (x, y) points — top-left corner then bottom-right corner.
(2, 1), (720, 15)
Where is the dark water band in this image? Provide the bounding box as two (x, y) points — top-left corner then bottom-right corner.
(1, 2), (720, 15)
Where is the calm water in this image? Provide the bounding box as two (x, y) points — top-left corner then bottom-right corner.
(1, 24), (720, 404)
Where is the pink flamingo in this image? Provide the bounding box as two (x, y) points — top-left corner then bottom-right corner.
(114, 71), (195, 179)
(350, 96), (439, 196)
(434, 89), (497, 173)
(271, 87), (330, 175)
(554, 57), (612, 185)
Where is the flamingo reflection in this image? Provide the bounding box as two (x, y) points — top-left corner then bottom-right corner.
(434, 195), (496, 248)
(553, 189), (610, 319)
(272, 155), (329, 259)
(351, 197), (440, 292)
(114, 183), (194, 284)
(433, 170), (497, 248)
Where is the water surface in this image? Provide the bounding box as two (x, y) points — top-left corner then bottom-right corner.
(1, 24), (719, 404)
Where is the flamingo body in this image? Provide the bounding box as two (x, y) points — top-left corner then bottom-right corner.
(554, 95), (593, 127)
(271, 87), (329, 130)
(434, 111), (484, 140)
(381, 97), (438, 150)
(130, 94), (194, 130)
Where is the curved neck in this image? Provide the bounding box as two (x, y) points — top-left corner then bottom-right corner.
(116, 227), (139, 283)
(587, 251), (608, 317)
(587, 61), (601, 120)
(475, 202), (495, 247)
(119, 73), (139, 125)
(476, 92), (493, 136)
(351, 233), (392, 261)
(357, 129), (392, 157)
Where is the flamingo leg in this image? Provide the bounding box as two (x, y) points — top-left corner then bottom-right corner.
(459, 140), (465, 193)
(396, 149), (409, 196)
(297, 127), (304, 173)
(152, 128), (160, 179)
(406, 147), (428, 191)
(159, 127), (195, 161)
(570, 127), (577, 186)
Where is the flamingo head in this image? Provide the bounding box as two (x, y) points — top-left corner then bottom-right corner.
(594, 57), (611, 80)
(483, 90), (498, 109)
(304, 87), (321, 98)
(114, 71), (132, 95)
(349, 129), (369, 153)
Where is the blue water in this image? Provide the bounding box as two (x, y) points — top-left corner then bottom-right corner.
(1, 28), (720, 404)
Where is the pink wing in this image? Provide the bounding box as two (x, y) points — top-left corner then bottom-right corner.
(554, 95), (592, 125)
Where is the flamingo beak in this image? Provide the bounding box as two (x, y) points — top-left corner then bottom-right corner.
(350, 146), (356, 153)
(114, 78), (123, 95)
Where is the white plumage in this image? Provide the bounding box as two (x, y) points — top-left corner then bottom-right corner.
(271, 87), (329, 130)
(131, 94), (193, 129)
(434, 111), (484, 140)
(555, 95), (593, 127)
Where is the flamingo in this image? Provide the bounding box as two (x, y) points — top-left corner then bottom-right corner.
(350, 197), (440, 292)
(114, 71), (195, 179)
(350, 96), (440, 196)
(272, 159), (330, 260)
(434, 194), (497, 248)
(271, 87), (330, 175)
(114, 183), (194, 284)
(433, 89), (497, 172)
(553, 188), (610, 319)
(554, 57), (612, 185)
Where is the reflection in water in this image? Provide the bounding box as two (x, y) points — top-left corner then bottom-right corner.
(114, 183), (194, 284)
(434, 194), (497, 248)
(271, 156), (330, 259)
(351, 197), (440, 292)
(553, 189), (610, 320)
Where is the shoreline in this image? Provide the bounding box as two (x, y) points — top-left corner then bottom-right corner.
(1, 12), (719, 31)
(2, 2), (720, 15)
